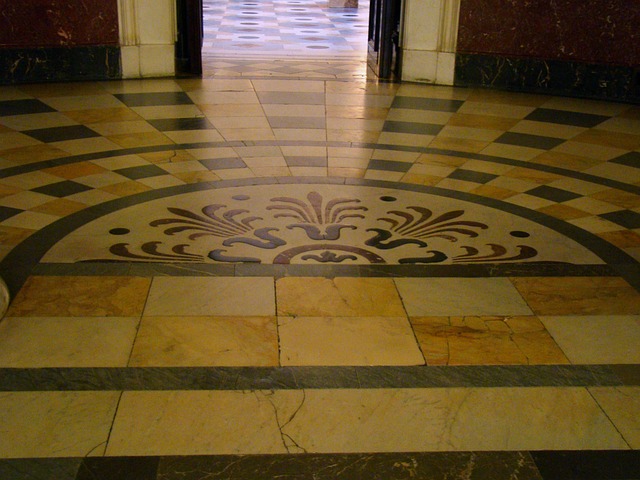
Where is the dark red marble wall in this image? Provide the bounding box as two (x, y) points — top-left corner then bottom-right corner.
(457, 0), (640, 67)
(0, 0), (119, 48)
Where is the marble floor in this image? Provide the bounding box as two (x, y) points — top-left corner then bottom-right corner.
(0, 6), (640, 480)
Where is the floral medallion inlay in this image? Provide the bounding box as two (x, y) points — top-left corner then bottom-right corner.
(42, 185), (604, 265)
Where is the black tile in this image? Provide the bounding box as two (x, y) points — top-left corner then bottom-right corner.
(0, 206), (23, 222)
(76, 457), (159, 480)
(114, 92), (193, 107)
(157, 452), (541, 480)
(382, 120), (443, 135)
(0, 99), (56, 116)
(285, 156), (327, 167)
(526, 185), (582, 202)
(525, 108), (609, 127)
(531, 450), (640, 480)
(147, 117), (214, 131)
(32, 180), (92, 198)
(600, 209), (640, 229)
(0, 458), (81, 480)
(199, 157), (247, 170)
(23, 125), (100, 143)
(115, 164), (168, 180)
(367, 159), (412, 172)
(495, 132), (565, 150)
(448, 169), (498, 184)
(610, 151), (640, 169)
(391, 96), (464, 112)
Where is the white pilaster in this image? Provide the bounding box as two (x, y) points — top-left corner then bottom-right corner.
(401, 0), (460, 85)
(118, 0), (176, 78)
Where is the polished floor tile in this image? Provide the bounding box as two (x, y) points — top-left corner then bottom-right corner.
(278, 316), (424, 366)
(1, 14), (639, 475)
(129, 316), (278, 366)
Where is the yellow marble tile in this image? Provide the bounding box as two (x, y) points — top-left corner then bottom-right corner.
(103, 387), (630, 455)
(129, 316), (278, 367)
(0, 391), (120, 458)
(43, 162), (108, 179)
(597, 230), (640, 249)
(326, 105), (389, 120)
(107, 132), (174, 148)
(0, 317), (138, 367)
(171, 170), (221, 184)
(530, 151), (602, 171)
(590, 188), (640, 210)
(504, 167), (563, 184)
(276, 277), (405, 317)
(0, 144), (69, 164)
(540, 315), (640, 364)
(63, 107), (143, 124)
(469, 184), (517, 200)
(510, 277), (640, 315)
(446, 113), (519, 131)
(537, 203), (591, 220)
(426, 136), (489, 153)
(589, 386), (640, 448)
(278, 316), (424, 366)
(106, 390), (288, 456)
(0, 225), (34, 249)
(410, 316), (569, 366)
(31, 198), (87, 216)
(7, 276), (151, 317)
(138, 149), (198, 164)
(144, 277), (275, 317)
(572, 129), (640, 150)
(100, 181), (153, 197)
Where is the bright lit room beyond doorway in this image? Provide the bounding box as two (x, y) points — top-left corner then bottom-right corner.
(200, 0), (373, 79)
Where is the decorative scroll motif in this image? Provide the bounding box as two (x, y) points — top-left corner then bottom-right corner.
(107, 191), (539, 265)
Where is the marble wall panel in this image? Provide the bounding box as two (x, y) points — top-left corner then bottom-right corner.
(457, 0), (640, 67)
(0, 0), (119, 48)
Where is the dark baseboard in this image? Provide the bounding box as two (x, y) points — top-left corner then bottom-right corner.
(0, 45), (121, 84)
(455, 53), (640, 104)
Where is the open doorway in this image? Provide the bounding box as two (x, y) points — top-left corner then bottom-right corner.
(176, 0), (403, 79)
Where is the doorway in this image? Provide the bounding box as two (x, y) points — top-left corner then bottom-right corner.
(176, 0), (403, 79)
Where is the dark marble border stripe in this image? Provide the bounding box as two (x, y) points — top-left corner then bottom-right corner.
(454, 53), (640, 105)
(4, 450), (639, 480)
(2, 177), (638, 298)
(0, 365), (634, 392)
(32, 262), (619, 279)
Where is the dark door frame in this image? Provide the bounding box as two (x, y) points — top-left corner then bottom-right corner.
(368, 0), (402, 79)
(175, 0), (203, 75)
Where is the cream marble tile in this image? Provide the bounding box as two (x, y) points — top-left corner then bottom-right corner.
(276, 277), (405, 317)
(252, 79), (324, 92)
(278, 316), (424, 366)
(589, 387), (640, 448)
(270, 387), (626, 452)
(0, 112), (78, 131)
(395, 278), (533, 317)
(52, 137), (123, 155)
(41, 94), (125, 111)
(187, 91), (260, 105)
(0, 391), (120, 458)
(144, 277), (275, 316)
(130, 316), (278, 367)
(540, 315), (640, 364)
(106, 390), (287, 456)
(131, 105), (205, 120)
(7, 276), (151, 317)
(0, 317), (138, 367)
